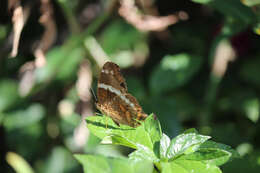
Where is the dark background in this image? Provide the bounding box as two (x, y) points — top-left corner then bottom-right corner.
(1, 0), (260, 172)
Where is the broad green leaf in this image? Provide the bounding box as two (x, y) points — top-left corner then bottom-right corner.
(129, 144), (159, 162)
(6, 152), (34, 173)
(3, 104), (45, 130)
(178, 140), (239, 166)
(178, 148), (231, 166)
(199, 141), (240, 161)
(0, 80), (20, 112)
(144, 114), (162, 146)
(86, 115), (153, 150)
(161, 160), (222, 173)
(166, 133), (211, 159)
(150, 54), (202, 95)
(160, 133), (171, 159)
(74, 154), (153, 173)
(110, 135), (138, 149)
(161, 161), (187, 173)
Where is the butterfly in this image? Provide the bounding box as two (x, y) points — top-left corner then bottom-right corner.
(96, 62), (147, 127)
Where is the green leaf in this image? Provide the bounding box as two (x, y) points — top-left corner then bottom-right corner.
(86, 115), (154, 150)
(110, 135), (137, 149)
(160, 133), (171, 159)
(166, 133), (211, 159)
(178, 148), (231, 166)
(74, 154), (153, 173)
(161, 160), (222, 173)
(129, 144), (159, 162)
(177, 140), (239, 167)
(150, 54), (202, 95)
(0, 80), (20, 112)
(3, 104), (45, 130)
(199, 141), (240, 161)
(144, 114), (162, 146)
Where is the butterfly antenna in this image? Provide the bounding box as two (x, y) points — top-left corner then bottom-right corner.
(90, 87), (98, 103)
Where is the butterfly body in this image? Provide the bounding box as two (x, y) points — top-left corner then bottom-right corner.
(96, 62), (147, 127)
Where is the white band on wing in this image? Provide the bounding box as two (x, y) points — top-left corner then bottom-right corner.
(98, 83), (135, 108)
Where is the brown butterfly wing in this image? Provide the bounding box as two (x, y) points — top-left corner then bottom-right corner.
(96, 61), (147, 127)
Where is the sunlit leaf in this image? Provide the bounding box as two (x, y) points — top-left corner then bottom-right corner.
(179, 148), (231, 166)
(86, 115), (153, 150)
(75, 154), (153, 173)
(161, 160), (222, 173)
(129, 144), (159, 162)
(166, 133), (211, 159)
(160, 133), (171, 159)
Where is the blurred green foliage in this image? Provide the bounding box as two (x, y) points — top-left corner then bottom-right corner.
(1, 0), (260, 172)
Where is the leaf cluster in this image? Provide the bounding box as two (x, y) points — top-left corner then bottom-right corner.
(75, 115), (239, 173)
